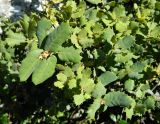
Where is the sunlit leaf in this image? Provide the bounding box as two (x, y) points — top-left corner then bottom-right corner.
(92, 82), (106, 98)
(19, 49), (43, 82)
(144, 96), (155, 109)
(104, 91), (135, 107)
(57, 73), (67, 82)
(118, 35), (135, 49)
(73, 93), (85, 105)
(37, 17), (52, 47)
(124, 79), (135, 91)
(98, 71), (118, 86)
(5, 30), (26, 46)
(44, 23), (71, 52)
(32, 55), (57, 85)
(58, 47), (82, 63)
(87, 98), (101, 120)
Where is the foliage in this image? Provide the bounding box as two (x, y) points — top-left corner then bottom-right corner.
(0, 0), (160, 123)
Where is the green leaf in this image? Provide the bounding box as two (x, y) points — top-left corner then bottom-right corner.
(144, 96), (155, 109)
(125, 107), (134, 119)
(98, 71), (118, 86)
(124, 79), (135, 91)
(54, 81), (65, 89)
(118, 35), (135, 49)
(32, 55), (57, 85)
(92, 23), (102, 34)
(84, 93), (91, 99)
(0, 113), (10, 124)
(156, 2), (160, 10)
(82, 68), (92, 78)
(119, 120), (128, 124)
(129, 21), (139, 30)
(72, 1), (86, 18)
(5, 30), (26, 46)
(68, 79), (77, 89)
(78, 29), (94, 48)
(58, 47), (82, 63)
(37, 17), (52, 47)
(128, 62), (145, 79)
(87, 98), (101, 120)
(150, 26), (160, 38)
(87, 9), (99, 21)
(115, 52), (139, 63)
(115, 21), (128, 32)
(20, 14), (30, 35)
(104, 91), (134, 107)
(80, 78), (95, 94)
(103, 28), (114, 43)
(85, 0), (101, 5)
(92, 82), (106, 98)
(73, 93), (85, 105)
(64, 67), (75, 78)
(135, 104), (146, 114)
(110, 114), (117, 122)
(113, 5), (126, 18)
(44, 23), (71, 52)
(76, 64), (84, 79)
(28, 19), (37, 38)
(19, 49), (43, 82)
(57, 73), (67, 82)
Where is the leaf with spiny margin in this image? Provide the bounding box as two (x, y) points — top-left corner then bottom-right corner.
(57, 73), (67, 82)
(44, 23), (71, 52)
(125, 107), (134, 119)
(92, 81), (106, 98)
(54, 81), (65, 89)
(115, 21), (128, 32)
(98, 71), (118, 86)
(77, 29), (94, 48)
(73, 93), (85, 105)
(85, 0), (101, 5)
(115, 52), (139, 63)
(104, 91), (134, 107)
(88, 9), (99, 21)
(76, 64), (84, 79)
(20, 14), (30, 35)
(37, 17), (52, 47)
(113, 5), (126, 18)
(32, 55), (57, 85)
(82, 68), (92, 78)
(103, 28), (114, 43)
(128, 62), (145, 79)
(71, 3), (86, 19)
(79, 38), (94, 48)
(144, 96), (155, 109)
(58, 46), (82, 63)
(28, 19), (37, 38)
(19, 49), (43, 82)
(150, 26), (160, 38)
(80, 78), (95, 94)
(68, 79), (77, 89)
(64, 67), (75, 78)
(5, 30), (26, 46)
(87, 98), (101, 120)
(118, 35), (134, 49)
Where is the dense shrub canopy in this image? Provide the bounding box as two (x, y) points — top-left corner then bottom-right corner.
(0, 0), (160, 123)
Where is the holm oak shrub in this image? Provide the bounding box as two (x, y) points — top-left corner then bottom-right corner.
(0, 0), (160, 123)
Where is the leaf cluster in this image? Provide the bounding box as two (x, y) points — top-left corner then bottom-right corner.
(0, 0), (160, 123)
